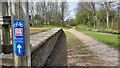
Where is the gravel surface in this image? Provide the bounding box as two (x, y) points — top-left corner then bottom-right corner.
(68, 27), (119, 66)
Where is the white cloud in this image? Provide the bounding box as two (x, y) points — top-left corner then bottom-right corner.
(70, 12), (76, 18)
(71, 12), (75, 15)
(72, 15), (76, 19)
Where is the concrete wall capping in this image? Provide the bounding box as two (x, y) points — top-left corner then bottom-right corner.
(31, 28), (63, 66)
(31, 28), (62, 53)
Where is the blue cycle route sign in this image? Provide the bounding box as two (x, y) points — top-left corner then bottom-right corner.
(14, 20), (25, 56)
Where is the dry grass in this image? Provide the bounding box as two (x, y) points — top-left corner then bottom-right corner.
(30, 28), (49, 34)
(65, 31), (110, 66)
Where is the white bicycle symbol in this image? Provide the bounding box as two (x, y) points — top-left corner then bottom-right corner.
(14, 22), (23, 27)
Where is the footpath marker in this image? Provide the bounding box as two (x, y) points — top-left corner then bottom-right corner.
(11, 2), (31, 66)
(13, 20), (24, 56)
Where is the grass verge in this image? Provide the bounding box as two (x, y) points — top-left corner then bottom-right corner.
(31, 25), (72, 30)
(65, 31), (84, 47)
(65, 31), (106, 65)
(76, 25), (119, 50)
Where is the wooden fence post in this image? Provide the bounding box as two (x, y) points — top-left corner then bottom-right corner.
(2, 2), (11, 54)
(10, 0), (31, 67)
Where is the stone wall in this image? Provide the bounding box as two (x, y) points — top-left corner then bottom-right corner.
(31, 28), (66, 66)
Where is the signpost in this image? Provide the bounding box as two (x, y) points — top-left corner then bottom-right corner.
(10, 1), (31, 66)
(14, 20), (24, 56)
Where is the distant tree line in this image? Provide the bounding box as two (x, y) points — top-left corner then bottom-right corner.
(29, 2), (68, 26)
(76, 2), (119, 31)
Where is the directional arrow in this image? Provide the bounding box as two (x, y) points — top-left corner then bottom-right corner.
(17, 44), (22, 53)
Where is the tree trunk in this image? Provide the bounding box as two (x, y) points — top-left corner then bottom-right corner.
(61, 2), (65, 26)
(92, 2), (97, 30)
(105, 2), (111, 29)
(106, 8), (109, 29)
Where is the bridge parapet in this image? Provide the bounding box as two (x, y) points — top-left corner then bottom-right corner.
(31, 28), (65, 66)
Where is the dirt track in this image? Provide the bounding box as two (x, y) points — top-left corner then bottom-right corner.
(67, 27), (119, 66)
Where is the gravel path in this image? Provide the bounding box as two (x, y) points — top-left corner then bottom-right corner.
(68, 27), (119, 66)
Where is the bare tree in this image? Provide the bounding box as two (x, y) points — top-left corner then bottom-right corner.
(104, 2), (111, 29)
(89, 2), (97, 30)
(29, 2), (34, 19)
(31, 2), (68, 26)
(60, 2), (68, 26)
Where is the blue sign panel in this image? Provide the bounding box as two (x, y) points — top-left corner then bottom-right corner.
(14, 20), (24, 56)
